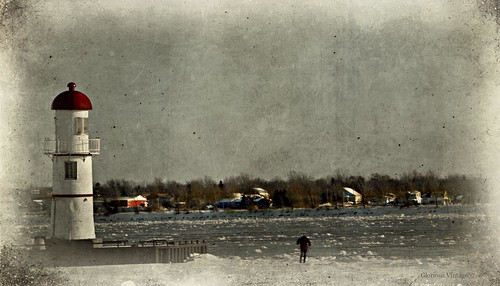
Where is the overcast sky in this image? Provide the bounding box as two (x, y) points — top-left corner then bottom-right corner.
(1, 0), (499, 188)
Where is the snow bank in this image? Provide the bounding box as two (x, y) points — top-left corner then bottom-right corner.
(59, 253), (496, 286)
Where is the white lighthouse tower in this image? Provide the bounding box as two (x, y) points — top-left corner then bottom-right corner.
(44, 82), (100, 240)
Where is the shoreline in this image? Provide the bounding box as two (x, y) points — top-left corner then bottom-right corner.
(94, 204), (485, 223)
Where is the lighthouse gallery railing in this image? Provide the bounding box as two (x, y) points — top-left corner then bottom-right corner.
(44, 138), (100, 154)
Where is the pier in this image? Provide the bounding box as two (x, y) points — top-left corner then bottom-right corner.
(155, 240), (208, 263)
(30, 237), (208, 266)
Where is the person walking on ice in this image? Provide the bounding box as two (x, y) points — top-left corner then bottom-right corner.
(297, 235), (311, 263)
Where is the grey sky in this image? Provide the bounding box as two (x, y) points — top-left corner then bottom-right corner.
(1, 0), (499, 187)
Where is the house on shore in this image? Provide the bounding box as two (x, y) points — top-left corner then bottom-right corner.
(95, 195), (149, 213)
(342, 187), (362, 205)
(408, 191), (422, 205)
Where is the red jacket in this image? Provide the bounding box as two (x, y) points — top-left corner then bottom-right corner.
(297, 236), (311, 251)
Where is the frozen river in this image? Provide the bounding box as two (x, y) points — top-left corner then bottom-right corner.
(20, 204), (499, 285)
(91, 205), (488, 261)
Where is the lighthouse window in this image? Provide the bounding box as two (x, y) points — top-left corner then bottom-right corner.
(64, 161), (77, 180)
(74, 117), (88, 135)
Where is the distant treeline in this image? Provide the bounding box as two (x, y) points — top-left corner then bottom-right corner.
(82, 170), (486, 210)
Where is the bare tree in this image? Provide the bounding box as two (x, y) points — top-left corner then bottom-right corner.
(146, 177), (166, 210)
(288, 171), (318, 208)
(424, 171), (440, 207)
(367, 173), (393, 205)
(106, 179), (137, 197)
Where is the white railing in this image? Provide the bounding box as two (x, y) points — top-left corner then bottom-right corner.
(44, 139), (100, 155)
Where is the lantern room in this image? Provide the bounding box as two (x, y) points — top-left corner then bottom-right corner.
(44, 83), (100, 155)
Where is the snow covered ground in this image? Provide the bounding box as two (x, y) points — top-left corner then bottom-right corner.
(12, 205), (500, 285)
(60, 253), (496, 286)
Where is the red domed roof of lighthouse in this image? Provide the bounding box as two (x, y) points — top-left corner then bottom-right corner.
(51, 82), (93, 110)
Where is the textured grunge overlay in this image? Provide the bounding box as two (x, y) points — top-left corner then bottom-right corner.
(1, 0), (499, 285)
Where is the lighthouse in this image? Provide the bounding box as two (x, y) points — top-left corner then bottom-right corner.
(34, 82), (207, 266)
(44, 82), (100, 240)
